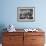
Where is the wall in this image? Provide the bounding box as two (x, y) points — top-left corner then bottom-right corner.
(0, 0), (46, 43)
(0, 0), (46, 29)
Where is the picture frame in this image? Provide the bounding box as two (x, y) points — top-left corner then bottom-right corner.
(17, 7), (35, 22)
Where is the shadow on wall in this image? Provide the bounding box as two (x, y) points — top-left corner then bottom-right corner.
(0, 24), (7, 43)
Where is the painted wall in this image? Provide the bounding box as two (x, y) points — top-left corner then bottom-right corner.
(0, 0), (46, 29)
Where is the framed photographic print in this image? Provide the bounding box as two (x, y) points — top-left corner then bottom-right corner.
(17, 7), (35, 22)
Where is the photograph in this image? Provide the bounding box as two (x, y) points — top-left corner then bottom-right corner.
(17, 7), (35, 22)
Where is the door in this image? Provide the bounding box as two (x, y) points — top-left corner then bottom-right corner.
(2, 32), (23, 46)
(31, 35), (45, 46)
(24, 33), (32, 46)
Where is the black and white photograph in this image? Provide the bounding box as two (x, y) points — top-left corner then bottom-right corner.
(17, 7), (35, 22)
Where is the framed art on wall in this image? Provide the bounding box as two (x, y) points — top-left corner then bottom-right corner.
(17, 7), (35, 22)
